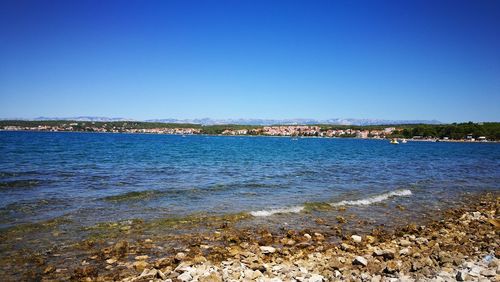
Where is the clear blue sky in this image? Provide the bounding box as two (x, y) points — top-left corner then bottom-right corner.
(0, 0), (499, 122)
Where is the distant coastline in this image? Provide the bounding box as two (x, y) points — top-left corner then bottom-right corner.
(1, 120), (499, 142)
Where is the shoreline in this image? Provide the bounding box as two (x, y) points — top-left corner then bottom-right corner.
(116, 193), (500, 282)
(1, 193), (498, 281)
(1, 130), (498, 143)
(120, 193), (500, 282)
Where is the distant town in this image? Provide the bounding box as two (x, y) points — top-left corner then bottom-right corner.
(1, 120), (499, 142)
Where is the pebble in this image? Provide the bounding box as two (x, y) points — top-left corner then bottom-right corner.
(199, 272), (222, 282)
(138, 268), (157, 278)
(351, 235), (362, 243)
(308, 273), (324, 282)
(260, 246), (276, 254)
(469, 265), (482, 277)
(132, 260), (149, 271)
(175, 252), (186, 261)
(340, 243), (354, 251)
(399, 247), (410, 256)
(456, 270), (467, 281)
(384, 260), (400, 274)
(480, 269), (496, 277)
(365, 235), (376, 244)
(353, 256), (368, 266)
(134, 255), (149, 260)
(314, 233), (324, 241)
(399, 239), (412, 247)
(178, 271), (192, 281)
(373, 248), (395, 260)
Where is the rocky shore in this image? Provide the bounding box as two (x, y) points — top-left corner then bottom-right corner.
(2, 193), (498, 281)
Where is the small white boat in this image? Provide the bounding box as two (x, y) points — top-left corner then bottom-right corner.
(401, 139), (407, 144)
(390, 138), (399, 144)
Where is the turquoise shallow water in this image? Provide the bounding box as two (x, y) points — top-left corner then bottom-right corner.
(0, 131), (499, 229)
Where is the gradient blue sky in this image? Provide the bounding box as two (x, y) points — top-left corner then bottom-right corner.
(0, 0), (499, 122)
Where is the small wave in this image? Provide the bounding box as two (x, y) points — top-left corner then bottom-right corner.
(250, 206), (304, 217)
(0, 198), (67, 215)
(0, 179), (42, 189)
(103, 190), (165, 202)
(243, 183), (284, 189)
(249, 189), (412, 217)
(331, 189), (412, 206)
(0, 171), (41, 178)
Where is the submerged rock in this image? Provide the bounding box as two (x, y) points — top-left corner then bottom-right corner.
(113, 240), (129, 256)
(72, 266), (98, 279)
(336, 216), (346, 223)
(43, 265), (56, 274)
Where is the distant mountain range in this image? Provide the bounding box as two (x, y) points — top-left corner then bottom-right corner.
(147, 118), (442, 126)
(31, 116), (131, 122)
(3, 116), (443, 126)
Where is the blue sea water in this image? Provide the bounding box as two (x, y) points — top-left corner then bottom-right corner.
(0, 131), (499, 229)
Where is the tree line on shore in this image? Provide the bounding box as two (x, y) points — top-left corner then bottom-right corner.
(388, 122), (500, 140)
(0, 120), (499, 140)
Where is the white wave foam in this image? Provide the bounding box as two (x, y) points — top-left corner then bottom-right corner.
(250, 206), (304, 217)
(249, 189), (412, 217)
(331, 189), (412, 206)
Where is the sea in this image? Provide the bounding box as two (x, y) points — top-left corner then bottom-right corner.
(0, 131), (499, 238)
